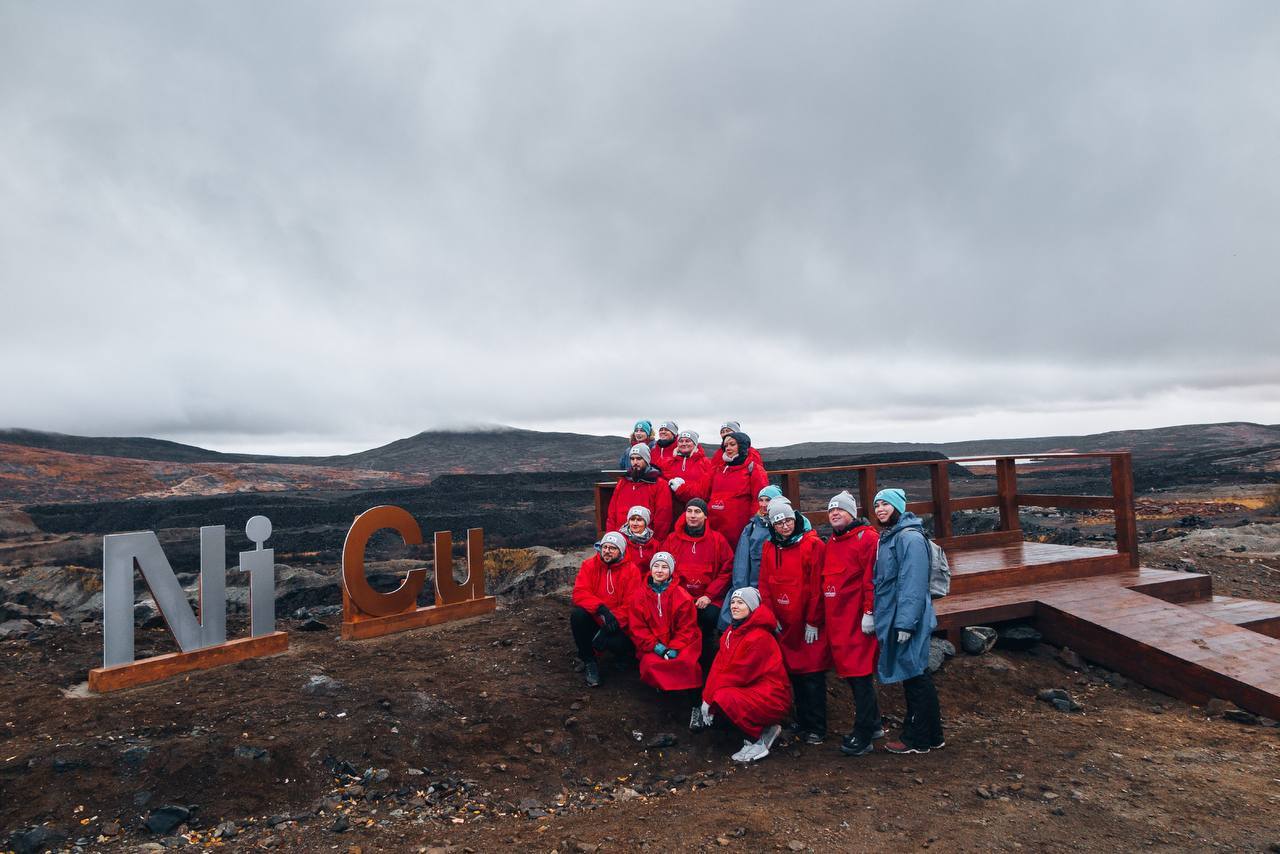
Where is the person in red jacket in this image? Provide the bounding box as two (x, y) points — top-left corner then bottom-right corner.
(650, 420), (680, 472)
(709, 421), (764, 469)
(665, 429), (713, 518)
(570, 531), (640, 687)
(619, 505), (661, 575)
(606, 444), (674, 538)
(821, 490), (885, 756)
(704, 432), (769, 548)
(628, 551), (704, 699)
(697, 587), (791, 763)
(660, 499), (734, 667)
(758, 496), (831, 744)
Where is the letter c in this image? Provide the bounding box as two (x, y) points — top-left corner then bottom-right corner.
(342, 505), (425, 617)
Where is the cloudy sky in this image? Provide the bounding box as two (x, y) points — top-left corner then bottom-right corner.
(3, 1), (1278, 454)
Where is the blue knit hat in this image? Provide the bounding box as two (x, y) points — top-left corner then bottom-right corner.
(633, 420), (653, 436)
(874, 488), (907, 515)
(758, 484), (783, 501)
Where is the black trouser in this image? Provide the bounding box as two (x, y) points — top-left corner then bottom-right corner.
(901, 671), (943, 748)
(790, 671), (827, 737)
(846, 675), (882, 741)
(695, 605), (720, 670)
(570, 605), (634, 662)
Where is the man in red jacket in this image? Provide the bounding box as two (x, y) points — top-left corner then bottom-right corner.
(606, 444), (674, 538)
(660, 498), (734, 667)
(570, 531), (639, 687)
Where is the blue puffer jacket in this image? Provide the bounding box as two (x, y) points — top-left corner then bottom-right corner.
(717, 513), (772, 630)
(872, 512), (937, 684)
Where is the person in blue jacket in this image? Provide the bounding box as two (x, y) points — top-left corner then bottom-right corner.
(871, 487), (944, 754)
(617, 420), (657, 470)
(717, 484), (784, 631)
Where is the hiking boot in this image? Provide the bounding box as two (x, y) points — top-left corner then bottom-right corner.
(783, 721), (803, 735)
(883, 740), (929, 754)
(583, 660), (601, 687)
(930, 738), (946, 750)
(801, 731), (826, 746)
(689, 706), (708, 732)
(872, 726), (886, 740)
(839, 735), (873, 756)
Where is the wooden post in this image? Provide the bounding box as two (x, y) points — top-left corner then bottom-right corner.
(594, 483), (613, 537)
(996, 458), (1020, 532)
(858, 467), (877, 520)
(1111, 453), (1140, 568)
(780, 472), (801, 505)
(930, 461), (953, 539)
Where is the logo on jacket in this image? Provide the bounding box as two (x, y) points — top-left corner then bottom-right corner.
(775, 593), (790, 606)
(824, 584), (837, 598)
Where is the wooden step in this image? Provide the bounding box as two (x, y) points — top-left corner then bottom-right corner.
(946, 541), (1130, 595)
(1180, 596), (1280, 639)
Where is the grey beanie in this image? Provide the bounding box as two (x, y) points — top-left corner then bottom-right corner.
(766, 496), (796, 525)
(628, 443), (652, 463)
(659, 420), (679, 434)
(595, 531), (627, 558)
(626, 505), (651, 525)
(827, 490), (858, 517)
(649, 551), (675, 571)
(719, 420), (742, 434)
(730, 587), (761, 612)
(677, 429), (700, 444)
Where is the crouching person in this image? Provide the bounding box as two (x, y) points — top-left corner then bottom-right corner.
(628, 552), (704, 714)
(698, 588), (792, 763)
(571, 531), (639, 687)
(872, 488), (945, 753)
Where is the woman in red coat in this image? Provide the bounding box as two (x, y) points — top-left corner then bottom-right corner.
(698, 587), (791, 763)
(570, 531), (640, 688)
(758, 496), (830, 744)
(665, 430), (713, 518)
(606, 444), (674, 538)
(650, 420), (680, 472)
(660, 499), (734, 667)
(627, 551), (704, 696)
(619, 505), (661, 575)
(821, 491), (885, 756)
(709, 421), (765, 469)
(704, 432), (769, 548)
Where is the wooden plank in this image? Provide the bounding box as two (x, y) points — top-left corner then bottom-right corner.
(948, 553), (1129, 595)
(341, 597), (496, 640)
(858, 468), (877, 521)
(996, 459), (1019, 532)
(769, 451), (1124, 477)
(1016, 494), (1114, 510)
(89, 631), (289, 693)
(949, 495), (1000, 511)
(1111, 453), (1139, 568)
(1182, 596), (1280, 639)
(931, 462), (953, 539)
(594, 482), (613, 537)
(780, 472), (801, 505)
(934, 529), (1023, 551)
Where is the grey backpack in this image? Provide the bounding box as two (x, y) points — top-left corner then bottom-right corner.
(911, 530), (951, 599)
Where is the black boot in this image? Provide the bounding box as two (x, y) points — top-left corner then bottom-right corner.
(584, 660), (601, 687)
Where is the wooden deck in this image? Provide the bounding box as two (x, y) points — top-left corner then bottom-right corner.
(935, 544), (1280, 718)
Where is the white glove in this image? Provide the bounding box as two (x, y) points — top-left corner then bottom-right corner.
(804, 624), (819, 644)
(896, 630), (912, 645)
(861, 613), (875, 635)
(669, 478), (685, 492)
(700, 701), (713, 724)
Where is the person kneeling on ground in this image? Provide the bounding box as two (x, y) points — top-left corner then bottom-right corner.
(619, 505), (661, 573)
(822, 490), (885, 756)
(697, 587), (792, 763)
(570, 531), (639, 688)
(627, 552), (705, 722)
(872, 488), (945, 753)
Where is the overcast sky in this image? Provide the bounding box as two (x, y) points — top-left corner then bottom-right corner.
(3, 2), (1278, 455)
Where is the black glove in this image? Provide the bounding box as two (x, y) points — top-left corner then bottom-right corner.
(597, 606), (620, 634)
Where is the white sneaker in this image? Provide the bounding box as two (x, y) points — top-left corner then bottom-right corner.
(758, 724), (781, 752)
(730, 740), (754, 762)
(741, 741), (770, 762)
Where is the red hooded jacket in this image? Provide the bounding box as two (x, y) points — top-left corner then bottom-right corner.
(702, 457), (769, 551)
(627, 575), (704, 691)
(650, 439), (680, 473)
(619, 529), (661, 578)
(665, 447), (713, 516)
(661, 517), (735, 607)
(759, 527), (831, 674)
(703, 602), (793, 739)
(571, 553), (640, 631)
(606, 468), (674, 538)
(821, 524), (880, 678)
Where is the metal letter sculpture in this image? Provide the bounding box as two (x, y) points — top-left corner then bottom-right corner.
(88, 516), (289, 692)
(340, 505), (496, 640)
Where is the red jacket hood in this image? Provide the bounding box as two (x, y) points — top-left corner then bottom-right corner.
(731, 601), (779, 634)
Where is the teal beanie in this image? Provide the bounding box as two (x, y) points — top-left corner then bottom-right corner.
(633, 420), (653, 436)
(874, 488), (907, 515)
(758, 484), (783, 501)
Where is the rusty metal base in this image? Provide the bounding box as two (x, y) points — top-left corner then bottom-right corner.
(88, 631), (290, 693)
(340, 596), (496, 640)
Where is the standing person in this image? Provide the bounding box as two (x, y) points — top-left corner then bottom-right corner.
(606, 444), (674, 538)
(709, 421), (764, 469)
(627, 552), (704, 702)
(871, 488), (944, 754)
(616, 421), (656, 470)
(698, 588), (792, 763)
(619, 505), (661, 574)
(705, 431), (769, 547)
(570, 531), (639, 688)
(821, 491), (885, 756)
(651, 421), (680, 472)
(718, 484), (784, 630)
(660, 499), (734, 667)
(665, 430), (712, 518)
(758, 497), (830, 744)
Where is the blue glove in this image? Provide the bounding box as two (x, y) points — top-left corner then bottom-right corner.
(654, 642), (668, 656)
(664, 647), (678, 659)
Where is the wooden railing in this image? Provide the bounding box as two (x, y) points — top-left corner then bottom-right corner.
(594, 452), (1139, 568)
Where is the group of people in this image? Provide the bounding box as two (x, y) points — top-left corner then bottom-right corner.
(570, 420), (945, 764)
